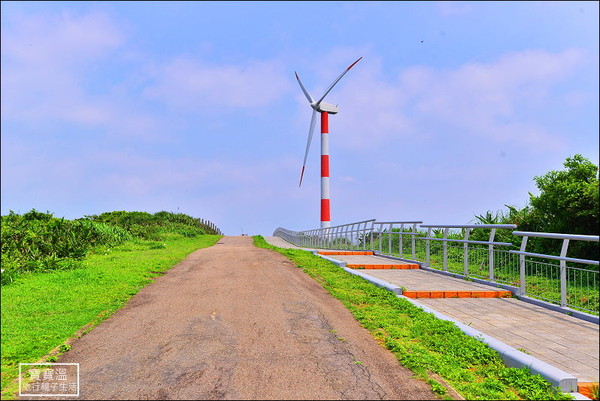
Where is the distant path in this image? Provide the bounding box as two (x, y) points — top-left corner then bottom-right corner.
(55, 236), (435, 400)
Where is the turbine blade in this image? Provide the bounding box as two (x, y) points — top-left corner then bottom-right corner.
(316, 57), (362, 106)
(299, 109), (318, 187)
(295, 72), (314, 104)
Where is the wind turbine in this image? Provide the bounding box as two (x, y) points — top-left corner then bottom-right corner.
(296, 57), (362, 229)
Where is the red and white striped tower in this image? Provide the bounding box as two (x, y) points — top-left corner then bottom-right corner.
(295, 57), (361, 229)
(320, 112), (331, 228)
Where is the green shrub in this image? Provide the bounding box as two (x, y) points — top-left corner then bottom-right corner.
(1, 209), (221, 285)
(1, 210), (133, 285)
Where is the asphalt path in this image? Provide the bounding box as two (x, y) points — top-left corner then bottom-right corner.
(52, 236), (436, 400)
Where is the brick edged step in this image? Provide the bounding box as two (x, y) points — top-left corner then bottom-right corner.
(347, 264), (420, 270)
(402, 290), (512, 299)
(318, 251), (374, 255)
(577, 382), (598, 399)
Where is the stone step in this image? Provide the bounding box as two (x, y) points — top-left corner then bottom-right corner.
(577, 382), (598, 399)
(318, 251), (374, 255)
(346, 264), (420, 270)
(402, 290), (513, 299)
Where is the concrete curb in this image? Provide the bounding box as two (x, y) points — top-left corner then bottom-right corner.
(341, 267), (404, 295)
(313, 252), (347, 267)
(400, 296), (579, 393)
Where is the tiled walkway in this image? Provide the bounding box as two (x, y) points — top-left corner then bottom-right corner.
(414, 297), (599, 382)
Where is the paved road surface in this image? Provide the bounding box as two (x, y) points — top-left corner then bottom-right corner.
(54, 236), (436, 400)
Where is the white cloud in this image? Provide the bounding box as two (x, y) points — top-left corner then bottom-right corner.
(143, 57), (292, 111)
(413, 49), (584, 148)
(1, 10), (127, 128)
(437, 1), (473, 17)
(1, 9), (293, 140)
(308, 48), (585, 151)
(1, 10), (123, 67)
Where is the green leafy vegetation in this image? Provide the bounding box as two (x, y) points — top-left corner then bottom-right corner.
(1, 210), (133, 285)
(1, 209), (220, 285)
(83, 210), (220, 240)
(590, 384), (599, 400)
(473, 154), (599, 260)
(253, 235), (572, 400)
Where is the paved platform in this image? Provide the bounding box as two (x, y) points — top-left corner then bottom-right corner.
(364, 269), (510, 293)
(415, 298), (599, 383)
(263, 236), (309, 249)
(263, 236), (600, 388)
(319, 254), (420, 269)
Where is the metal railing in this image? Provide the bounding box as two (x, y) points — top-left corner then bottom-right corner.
(417, 224), (517, 279)
(509, 231), (599, 314)
(273, 219), (375, 249)
(273, 220), (599, 315)
(370, 221), (423, 260)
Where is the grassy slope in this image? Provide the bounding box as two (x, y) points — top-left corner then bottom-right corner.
(252, 235), (573, 400)
(1, 234), (221, 397)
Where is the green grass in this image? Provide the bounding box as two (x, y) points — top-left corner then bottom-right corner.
(1, 234), (221, 398)
(253, 235), (573, 400)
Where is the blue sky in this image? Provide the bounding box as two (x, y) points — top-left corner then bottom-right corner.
(1, 1), (598, 235)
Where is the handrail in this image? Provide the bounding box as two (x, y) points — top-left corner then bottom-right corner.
(421, 224), (517, 230)
(508, 250), (599, 266)
(273, 219), (598, 315)
(421, 238), (513, 247)
(512, 231), (599, 242)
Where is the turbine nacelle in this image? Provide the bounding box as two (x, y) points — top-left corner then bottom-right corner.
(311, 101), (338, 114)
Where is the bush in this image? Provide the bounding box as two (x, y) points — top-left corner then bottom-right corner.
(83, 211), (209, 239)
(1, 209), (221, 285)
(1, 210), (133, 285)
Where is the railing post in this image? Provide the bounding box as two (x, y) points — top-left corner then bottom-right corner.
(442, 228), (449, 271)
(387, 223), (392, 255)
(519, 236), (528, 296)
(399, 223), (404, 258)
(426, 228), (432, 267)
(411, 223), (417, 260)
(463, 228), (471, 276)
(559, 239), (570, 308)
(488, 228), (496, 281)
